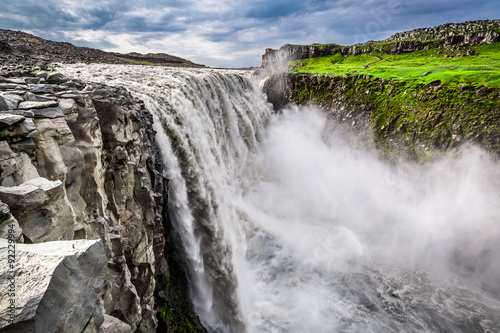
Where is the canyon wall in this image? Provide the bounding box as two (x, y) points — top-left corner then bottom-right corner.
(0, 68), (203, 332)
(264, 73), (500, 160)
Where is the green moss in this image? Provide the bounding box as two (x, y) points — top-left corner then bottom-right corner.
(291, 42), (500, 88)
(0, 213), (10, 224)
(270, 72), (500, 160)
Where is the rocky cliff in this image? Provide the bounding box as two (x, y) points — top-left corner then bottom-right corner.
(262, 20), (500, 160)
(262, 20), (500, 71)
(0, 66), (203, 332)
(265, 73), (500, 159)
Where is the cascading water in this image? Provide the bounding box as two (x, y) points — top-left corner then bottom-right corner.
(61, 64), (500, 333)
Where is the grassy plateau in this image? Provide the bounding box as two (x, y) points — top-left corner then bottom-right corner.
(290, 42), (500, 88)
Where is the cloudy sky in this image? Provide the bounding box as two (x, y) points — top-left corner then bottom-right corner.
(0, 0), (498, 67)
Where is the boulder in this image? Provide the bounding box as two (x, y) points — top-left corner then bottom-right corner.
(0, 114), (25, 129)
(47, 73), (69, 85)
(0, 239), (107, 332)
(0, 141), (39, 187)
(0, 178), (74, 243)
(0, 94), (23, 110)
(101, 314), (133, 333)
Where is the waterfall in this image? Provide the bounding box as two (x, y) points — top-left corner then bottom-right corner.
(61, 65), (500, 333)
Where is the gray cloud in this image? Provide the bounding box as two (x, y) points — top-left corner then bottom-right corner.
(0, 0), (498, 67)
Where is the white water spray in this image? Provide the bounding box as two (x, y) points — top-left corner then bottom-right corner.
(61, 64), (500, 333)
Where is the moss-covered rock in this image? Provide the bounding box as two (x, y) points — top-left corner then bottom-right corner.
(264, 73), (500, 160)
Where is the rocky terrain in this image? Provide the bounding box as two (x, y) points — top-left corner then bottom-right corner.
(0, 66), (204, 332)
(0, 29), (205, 70)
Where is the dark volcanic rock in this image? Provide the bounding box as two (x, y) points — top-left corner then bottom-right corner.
(0, 29), (205, 70)
(0, 68), (206, 332)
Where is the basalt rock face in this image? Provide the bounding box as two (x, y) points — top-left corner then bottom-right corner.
(0, 68), (170, 332)
(262, 20), (500, 70)
(264, 73), (500, 159)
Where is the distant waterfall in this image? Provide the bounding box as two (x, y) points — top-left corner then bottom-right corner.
(62, 64), (500, 333)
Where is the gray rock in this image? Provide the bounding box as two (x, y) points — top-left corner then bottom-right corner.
(18, 101), (59, 110)
(0, 199), (23, 242)
(0, 94), (23, 110)
(0, 114), (25, 129)
(0, 83), (17, 90)
(25, 77), (40, 85)
(31, 106), (64, 119)
(3, 117), (37, 141)
(3, 78), (27, 85)
(0, 140), (40, 187)
(47, 73), (69, 85)
(36, 72), (49, 80)
(0, 178), (74, 242)
(0, 97), (8, 111)
(0, 239), (107, 332)
(58, 98), (77, 115)
(23, 92), (37, 101)
(101, 315), (133, 333)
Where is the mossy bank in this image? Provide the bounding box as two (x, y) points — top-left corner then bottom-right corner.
(262, 20), (500, 160)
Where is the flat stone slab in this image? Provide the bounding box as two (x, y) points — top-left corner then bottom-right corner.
(0, 178), (62, 209)
(0, 239), (107, 330)
(31, 106), (64, 119)
(0, 114), (25, 129)
(17, 101), (59, 110)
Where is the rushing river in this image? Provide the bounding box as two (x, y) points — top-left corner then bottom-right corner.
(61, 64), (500, 333)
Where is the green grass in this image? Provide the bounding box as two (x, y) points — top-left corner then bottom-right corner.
(119, 57), (156, 65)
(290, 43), (500, 88)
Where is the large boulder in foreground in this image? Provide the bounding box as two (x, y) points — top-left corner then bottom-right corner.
(0, 239), (107, 332)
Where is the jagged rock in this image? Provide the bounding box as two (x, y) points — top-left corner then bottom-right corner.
(0, 68), (179, 331)
(0, 140), (40, 187)
(0, 97), (8, 111)
(0, 114), (25, 129)
(0, 93), (23, 110)
(2, 117), (37, 141)
(0, 199), (22, 241)
(17, 100), (59, 110)
(0, 177), (74, 242)
(0, 239), (107, 332)
(30, 106), (64, 118)
(101, 315), (133, 333)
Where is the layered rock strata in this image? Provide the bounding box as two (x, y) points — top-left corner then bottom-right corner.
(262, 20), (500, 70)
(0, 69), (169, 332)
